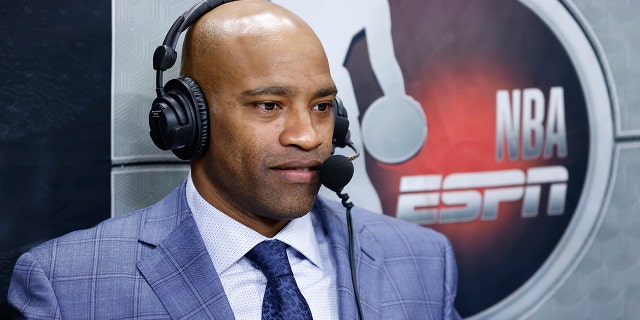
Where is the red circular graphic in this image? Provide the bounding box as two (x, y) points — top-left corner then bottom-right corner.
(346, 0), (591, 317)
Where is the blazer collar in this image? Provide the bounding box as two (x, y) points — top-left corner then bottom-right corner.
(137, 182), (235, 320)
(136, 183), (384, 320)
(314, 197), (385, 320)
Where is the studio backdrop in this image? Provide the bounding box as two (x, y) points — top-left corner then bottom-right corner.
(2, 0), (639, 319)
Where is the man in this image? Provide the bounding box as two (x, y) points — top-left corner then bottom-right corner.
(9, 1), (460, 319)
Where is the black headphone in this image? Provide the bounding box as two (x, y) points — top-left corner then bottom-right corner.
(149, 0), (351, 160)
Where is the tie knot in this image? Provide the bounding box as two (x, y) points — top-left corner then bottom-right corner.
(246, 240), (293, 280)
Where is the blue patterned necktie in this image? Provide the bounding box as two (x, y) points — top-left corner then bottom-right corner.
(246, 240), (313, 320)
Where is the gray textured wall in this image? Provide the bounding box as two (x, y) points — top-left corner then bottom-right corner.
(111, 0), (191, 216)
(529, 1), (640, 319)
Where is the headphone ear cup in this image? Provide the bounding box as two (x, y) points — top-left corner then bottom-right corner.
(149, 76), (209, 160)
(177, 76), (209, 160)
(332, 97), (351, 149)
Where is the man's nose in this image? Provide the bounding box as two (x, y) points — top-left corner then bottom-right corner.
(279, 108), (325, 151)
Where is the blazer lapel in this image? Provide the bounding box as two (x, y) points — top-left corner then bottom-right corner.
(137, 184), (235, 320)
(315, 198), (384, 320)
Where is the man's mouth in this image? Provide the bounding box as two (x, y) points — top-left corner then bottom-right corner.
(271, 161), (322, 183)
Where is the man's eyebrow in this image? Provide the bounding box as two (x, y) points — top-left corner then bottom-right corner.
(314, 86), (338, 99)
(240, 85), (338, 99)
(241, 86), (295, 97)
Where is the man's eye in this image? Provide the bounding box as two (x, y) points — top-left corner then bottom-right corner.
(256, 102), (278, 111)
(314, 103), (332, 112)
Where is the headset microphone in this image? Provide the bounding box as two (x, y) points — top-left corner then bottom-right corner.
(320, 140), (359, 194)
(319, 155), (354, 192)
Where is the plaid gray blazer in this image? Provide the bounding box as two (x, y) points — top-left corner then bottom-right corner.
(9, 181), (460, 319)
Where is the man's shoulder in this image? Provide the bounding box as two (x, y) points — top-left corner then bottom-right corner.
(27, 182), (187, 261)
(358, 207), (450, 252)
(26, 206), (148, 260)
(317, 196), (451, 253)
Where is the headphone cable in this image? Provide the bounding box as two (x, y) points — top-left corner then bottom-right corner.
(336, 188), (364, 320)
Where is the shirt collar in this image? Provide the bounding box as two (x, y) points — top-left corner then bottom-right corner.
(186, 173), (324, 274)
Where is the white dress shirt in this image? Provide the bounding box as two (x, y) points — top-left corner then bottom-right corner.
(186, 173), (339, 319)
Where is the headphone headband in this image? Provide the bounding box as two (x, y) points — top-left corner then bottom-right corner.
(153, 0), (238, 97)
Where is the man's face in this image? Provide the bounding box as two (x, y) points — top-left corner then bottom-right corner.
(192, 21), (336, 227)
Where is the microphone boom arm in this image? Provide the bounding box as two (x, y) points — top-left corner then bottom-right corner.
(346, 142), (360, 161)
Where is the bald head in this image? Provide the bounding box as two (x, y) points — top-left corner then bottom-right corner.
(181, 0), (328, 90)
